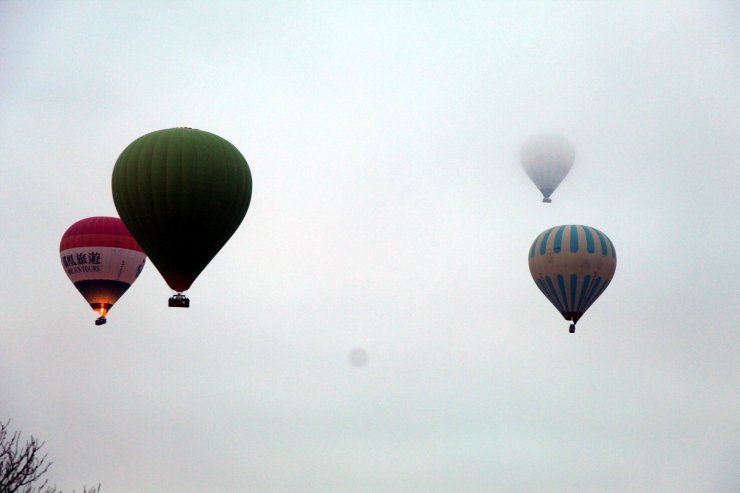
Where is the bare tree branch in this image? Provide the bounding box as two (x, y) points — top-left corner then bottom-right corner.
(0, 420), (100, 493)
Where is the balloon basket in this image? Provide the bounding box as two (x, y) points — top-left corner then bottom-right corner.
(95, 317), (107, 326)
(569, 324), (575, 333)
(169, 294), (190, 308)
(542, 197), (552, 203)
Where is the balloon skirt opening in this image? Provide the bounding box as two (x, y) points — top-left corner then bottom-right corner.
(561, 312), (583, 324)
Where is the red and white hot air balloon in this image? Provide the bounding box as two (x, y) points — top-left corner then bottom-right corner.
(60, 216), (146, 325)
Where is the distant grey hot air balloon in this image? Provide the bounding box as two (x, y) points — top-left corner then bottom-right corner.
(520, 134), (575, 203)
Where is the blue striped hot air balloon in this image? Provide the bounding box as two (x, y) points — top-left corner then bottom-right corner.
(528, 225), (616, 333)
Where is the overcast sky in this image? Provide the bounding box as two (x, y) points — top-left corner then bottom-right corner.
(1, 1), (739, 492)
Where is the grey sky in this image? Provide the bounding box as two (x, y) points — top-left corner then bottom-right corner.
(1, 1), (738, 492)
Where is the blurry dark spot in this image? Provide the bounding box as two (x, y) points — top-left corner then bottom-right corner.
(348, 348), (368, 367)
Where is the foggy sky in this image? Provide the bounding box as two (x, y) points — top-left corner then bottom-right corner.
(1, 1), (738, 492)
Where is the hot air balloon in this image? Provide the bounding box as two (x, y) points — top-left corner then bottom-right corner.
(111, 127), (252, 307)
(520, 134), (575, 203)
(60, 216), (146, 325)
(528, 225), (616, 333)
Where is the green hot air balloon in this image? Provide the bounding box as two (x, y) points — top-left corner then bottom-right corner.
(112, 128), (252, 307)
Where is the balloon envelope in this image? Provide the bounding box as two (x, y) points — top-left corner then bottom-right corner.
(528, 225), (616, 326)
(520, 134), (574, 202)
(60, 216), (146, 321)
(111, 128), (252, 293)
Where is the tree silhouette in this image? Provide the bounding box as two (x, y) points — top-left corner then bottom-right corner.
(0, 420), (100, 493)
